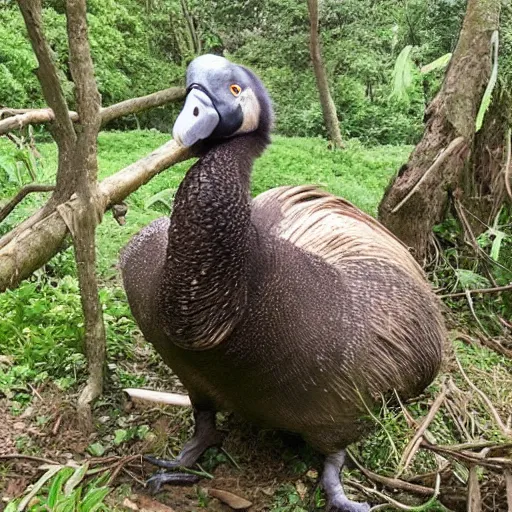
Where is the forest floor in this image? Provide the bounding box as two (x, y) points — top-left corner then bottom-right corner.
(0, 131), (511, 511)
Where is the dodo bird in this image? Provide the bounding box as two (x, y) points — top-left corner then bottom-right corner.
(121, 54), (445, 512)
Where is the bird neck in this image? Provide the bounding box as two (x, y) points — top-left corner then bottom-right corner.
(160, 133), (268, 350)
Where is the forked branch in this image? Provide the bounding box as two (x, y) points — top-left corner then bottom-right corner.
(0, 184), (55, 223)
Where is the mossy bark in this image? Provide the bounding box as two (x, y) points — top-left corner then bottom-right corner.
(378, 0), (503, 262)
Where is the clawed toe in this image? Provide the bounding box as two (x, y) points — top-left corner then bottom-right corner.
(144, 455), (181, 470)
(146, 471), (200, 493)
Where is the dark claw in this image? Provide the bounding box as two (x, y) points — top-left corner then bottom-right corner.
(147, 472), (200, 493)
(144, 455), (181, 470)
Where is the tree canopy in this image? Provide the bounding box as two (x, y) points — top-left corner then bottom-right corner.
(0, 0), (478, 144)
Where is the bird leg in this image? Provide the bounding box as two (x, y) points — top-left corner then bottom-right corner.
(321, 450), (370, 512)
(144, 409), (224, 492)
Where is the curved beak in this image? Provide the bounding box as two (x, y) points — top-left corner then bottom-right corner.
(172, 89), (220, 147)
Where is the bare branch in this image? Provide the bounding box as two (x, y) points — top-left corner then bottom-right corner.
(0, 109), (68, 135)
(100, 87), (185, 125)
(0, 184), (55, 223)
(16, 0), (76, 147)
(438, 282), (512, 299)
(0, 87), (185, 135)
(0, 141), (191, 292)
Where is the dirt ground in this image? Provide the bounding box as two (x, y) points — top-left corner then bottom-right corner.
(1, 329), (511, 512)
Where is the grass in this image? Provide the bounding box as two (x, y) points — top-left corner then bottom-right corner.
(0, 130), (410, 396)
(1, 130), (511, 511)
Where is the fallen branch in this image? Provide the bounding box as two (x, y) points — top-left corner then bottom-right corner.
(467, 466), (482, 512)
(0, 184), (55, 223)
(506, 471), (512, 511)
(124, 388), (192, 407)
(0, 454), (60, 465)
(457, 331), (512, 360)
(0, 140), (191, 292)
(347, 450), (435, 497)
(397, 384), (448, 476)
(0, 87), (185, 135)
(421, 441), (512, 470)
(347, 474), (441, 511)
(438, 282), (512, 299)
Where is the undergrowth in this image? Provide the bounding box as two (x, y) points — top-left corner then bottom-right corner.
(1, 130), (511, 511)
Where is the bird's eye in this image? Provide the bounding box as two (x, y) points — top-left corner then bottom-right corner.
(230, 84), (242, 97)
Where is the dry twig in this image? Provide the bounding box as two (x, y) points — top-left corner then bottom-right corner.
(347, 450), (435, 497)
(0, 184), (55, 224)
(454, 354), (512, 438)
(397, 384), (448, 476)
(0, 454), (60, 465)
(391, 137), (466, 214)
(439, 282), (512, 299)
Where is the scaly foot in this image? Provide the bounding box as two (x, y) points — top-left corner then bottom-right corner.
(144, 409), (224, 492)
(321, 451), (370, 512)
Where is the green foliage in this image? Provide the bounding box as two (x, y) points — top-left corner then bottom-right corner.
(0, 130), (409, 402)
(432, 207), (512, 333)
(5, 464), (111, 512)
(0, 0), (473, 144)
(475, 30), (499, 132)
(391, 45), (415, 101)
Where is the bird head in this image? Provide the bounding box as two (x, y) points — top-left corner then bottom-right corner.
(173, 54), (273, 148)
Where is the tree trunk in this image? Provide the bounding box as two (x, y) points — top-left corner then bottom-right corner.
(463, 84), (511, 231)
(378, 0), (502, 263)
(65, 0), (105, 427)
(307, 0), (343, 149)
(0, 141), (190, 293)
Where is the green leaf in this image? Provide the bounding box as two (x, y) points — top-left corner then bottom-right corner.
(420, 53), (452, 74)
(144, 188), (173, 211)
(80, 487), (110, 512)
(390, 45), (415, 101)
(113, 428), (129, 445)
(4, 502), (17, 512)
(455, 269), (491, 290)
(490, 230), (506, 261)
(64, 462), (89, 496)
(17, 465), (62, 512)
(87, 442), (106, 457)
(476, 31), (499, 132)
(47, 467), (74, 508)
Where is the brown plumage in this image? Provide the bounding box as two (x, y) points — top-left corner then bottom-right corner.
(120, 55), (445, 512)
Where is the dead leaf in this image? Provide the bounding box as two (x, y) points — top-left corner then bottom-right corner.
(122, 498), (139, 511)
(208, 488), (252, 510)
(4, 477), (28, 498)
(295, 480), (307, 500)
(305, 469), (318, 481)
(131, 494), (176, 512)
